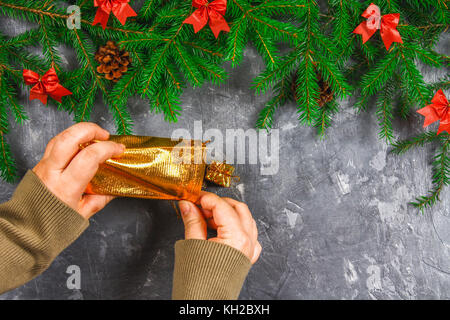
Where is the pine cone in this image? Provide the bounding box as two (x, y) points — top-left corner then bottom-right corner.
(292, 71), (334, 107)
(95, 41), (131, 83)
(316, 73), (334, 107)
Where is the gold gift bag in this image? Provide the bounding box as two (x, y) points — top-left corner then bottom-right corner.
(85, 135), (207, 202)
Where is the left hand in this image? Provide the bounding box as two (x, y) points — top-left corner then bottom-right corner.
(179, 192), (262, 264)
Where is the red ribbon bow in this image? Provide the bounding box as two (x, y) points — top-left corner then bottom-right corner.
(23, 68), (72, 105)
(93, 0), (137, 30)
(353, 3), (403, 50)
(183, 0), (230, 38)
(417, 90), (449, 135)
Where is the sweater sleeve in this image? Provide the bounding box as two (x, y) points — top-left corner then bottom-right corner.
(0, 170), (89, 294)
(172, 239), (252, 300)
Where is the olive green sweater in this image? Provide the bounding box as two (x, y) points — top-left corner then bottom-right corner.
(0, 171), (251, 299)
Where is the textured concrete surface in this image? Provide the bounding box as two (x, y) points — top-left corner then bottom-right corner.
(0, 16), (449, 300)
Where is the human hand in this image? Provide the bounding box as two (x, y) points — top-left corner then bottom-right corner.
(33, 122), (125, 220)
(178, 192), (262, 264)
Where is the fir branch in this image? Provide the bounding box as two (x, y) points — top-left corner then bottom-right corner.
(354, 91), (371, 113)
(360, 49), (399, 97)
(226, 15), (248, 66)
(149, 74), (182, 122)
(314, 99), (339, 138)
(434, 0), (449, 24)
(295, 55), (320, 125)
(331, 0), (352, 47)
(398, 45), (430, 107)
(428, 76), (450, 92)
(195, 57), (227, 85)
(110, 65), (145, 111)
(0, 0), (145, 34)
(250, 27), (278, 67)
(76, 80), (97, 123)
(402, 42), (443, 68)
(164, 64), (183, 91)
(391, 131), (442, 155)
(252, 49), (299, 94)
(172, 41), (203, 86)
(0, 97), (16, 182)
(0, 29), (40, 50)
(183, 41), (224, 58)
(397, 88), (414, 119)
(376, 80), (395, 143)
(140, 0), (164, 20)
(6, 49), (47, 74)
(2, 83), (28, 124)
(39, 15), (62, 70)
(0, 130), (15, 182)
(411, 138), (449, 210)
(0, 0), (447, 202)
(225, 0), (303, 66)
(358, 37), (379, 64)
(312, 48), (352, 98)
(69, 28), (133, 134)
(256, 77), (292, 130)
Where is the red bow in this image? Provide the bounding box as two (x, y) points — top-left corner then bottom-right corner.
(353, 3), (403, 50)
(23, 68), (72, 105)
(417, 90), (449, 135)
(183, 0), (230, 38)
(93, 0), (137, 30)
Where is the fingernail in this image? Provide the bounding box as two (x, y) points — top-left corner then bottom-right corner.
(119, 143), (126, 152)
(179, 201), (190, 216)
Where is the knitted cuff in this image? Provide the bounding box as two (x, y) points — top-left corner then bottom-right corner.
(7, 170), (89, 255)
(172, 239), (252, 300)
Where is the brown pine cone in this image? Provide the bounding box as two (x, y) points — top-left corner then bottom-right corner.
(316, 73), (334, 107)
(95, 41), (131, 83)
(292, 71), (334, 107)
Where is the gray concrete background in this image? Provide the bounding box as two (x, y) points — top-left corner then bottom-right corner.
(0, 15), (449, 300)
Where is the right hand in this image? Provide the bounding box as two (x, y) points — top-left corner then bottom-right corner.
(33, 122), (125, 220)
(178, 192), (262, 264)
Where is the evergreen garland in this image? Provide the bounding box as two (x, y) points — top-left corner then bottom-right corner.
(392, 132), (449, 210)
(0, 0), (448, 206)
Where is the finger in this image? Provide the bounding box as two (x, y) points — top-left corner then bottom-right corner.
(197, 192), (243, 230)
(78, 194), (115, 219)
(42, 136), (57, 160)
(251, 241), (262, 264)
(47, 122), (110, 170)
(244, 218), (258, 248)
(63, 141), (125, 194)
(199, 208), (218, 230)
(223, 198), (255, 240)
(251, 219), (258, 243)
(179, 200), (207, 240)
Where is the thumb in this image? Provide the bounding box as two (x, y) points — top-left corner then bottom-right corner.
(179, 200), (207, 240)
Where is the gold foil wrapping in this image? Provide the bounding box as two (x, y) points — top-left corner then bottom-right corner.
(85, 135), (207, 202)
(205, 161), (239, 188)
